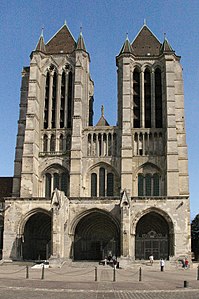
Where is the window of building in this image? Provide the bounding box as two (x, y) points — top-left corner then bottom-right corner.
(51, 72), (57, 128)
(45, 168), (69, 197)
(155, 68), (163, 128)
(138, 173), (160, 196)
(67, 71), (72, 128)
(44, 72), (50, 129)
(99, 167), (105, 196)
(90, 167), (116, 197)
(91, 173), (97, 196)
(107, 173), (114, 196)
(144, 69), (151, 128)
(60, 72), (66, 128)
(133, 68), (141, 128)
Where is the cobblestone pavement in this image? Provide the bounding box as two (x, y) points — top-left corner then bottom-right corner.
(0, 262), (198, 298)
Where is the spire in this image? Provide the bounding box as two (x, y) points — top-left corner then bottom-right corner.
(35, 28), (46, 53)
(160, 34), (174, 53)
(119, 34), (133, 55)
(76, 27), (86, 51)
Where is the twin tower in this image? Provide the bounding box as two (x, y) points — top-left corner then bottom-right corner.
(3, 23), (190, 264)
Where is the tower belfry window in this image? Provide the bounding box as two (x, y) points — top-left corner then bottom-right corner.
(144, 69), (151, 128)
(67, 71), (72, 128)
(51, 72), (57, 128)
(44, 72), (50, 129)
(60, 72), (66, 128)
(155, 68), (163, 128)
(133, 69), (141, 128)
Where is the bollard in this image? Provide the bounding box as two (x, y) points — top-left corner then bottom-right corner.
(95, 267), (97, 281)
(184, 280), (189, 288)
(139, 267), (142, 282)
(113, 267), (116, 282)
(26, 265), (29, 279)
(197, 265), (199, 280)
(41, 264), (45, 280)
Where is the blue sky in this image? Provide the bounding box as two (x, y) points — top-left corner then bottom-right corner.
(0, 0), (199, 219)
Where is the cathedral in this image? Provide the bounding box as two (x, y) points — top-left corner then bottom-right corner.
(1, 23), (191, 264)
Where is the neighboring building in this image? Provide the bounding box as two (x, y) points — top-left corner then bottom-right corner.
(0, 177), (12, 259)
(2, 23), (191, 264)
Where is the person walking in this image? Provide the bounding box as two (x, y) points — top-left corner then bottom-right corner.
(149, 254), (154, 266)
(160, 258), (165, 271)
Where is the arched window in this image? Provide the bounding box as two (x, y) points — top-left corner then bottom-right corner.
(144, 69), (151, 128)
(91, 173), (97, 197)
(45, 173), (51, 198)
(99, 167), (105, 196)
(67, 71), (72, 128)
(50, 134), (56, 152)
(43, 134), (48, 152)
(145, 174), (152, 196)
(51, 72), (57, 128)
(53, 173), (59, 189)
(155, 68), (162, 128)
(133, 68), (141, 128)
(153, 174), (160, 196)
(44, 167), (69, 197)
(107, 173), (114, 196)
(44, 72), (50, 129)
(60, 72), (66, 128)
(137, 172), (161, 196)
(138, 174), (144, 196)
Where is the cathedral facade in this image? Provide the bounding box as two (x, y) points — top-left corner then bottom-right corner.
(2, 23), (191, 264)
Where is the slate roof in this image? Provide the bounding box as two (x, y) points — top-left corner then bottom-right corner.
(45, 24), (76, 54)
(131, 25), (161, 56)
(76, 32), (86, 51)
(119, 36), (133, 55)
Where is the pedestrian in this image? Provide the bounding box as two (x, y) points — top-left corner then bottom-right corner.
(149, 254), (154, 265)
(185, 258), (189, 269)
(160, 258), (165, 271)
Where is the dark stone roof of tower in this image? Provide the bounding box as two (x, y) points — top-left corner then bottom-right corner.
(45, 24), (76, 54)
(76, 32), (86, 51)
(119, 36), (133, 55)
(35, 33), (46, 53)
(131, 25), (161, 56)
(160, 37), (174, 53)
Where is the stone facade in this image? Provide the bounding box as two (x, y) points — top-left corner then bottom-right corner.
(2, 24), (191, 264)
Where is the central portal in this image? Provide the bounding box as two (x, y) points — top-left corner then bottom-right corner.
(74, 211), (120, 260)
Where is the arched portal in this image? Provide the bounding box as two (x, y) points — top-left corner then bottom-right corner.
(23, 212), (51, 260)
(135, 212), (170, 260)
(74, 211), (120, 260)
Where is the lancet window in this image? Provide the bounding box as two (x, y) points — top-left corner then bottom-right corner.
(90, 166), (116, 197)
(132, 67), (163, 129)
(43, 66), (73, 130)
(138, 173), (160, 196)
(44, 167), (69, 197)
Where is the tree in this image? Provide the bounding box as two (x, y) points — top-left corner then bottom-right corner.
(191, 214), (199, 260)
